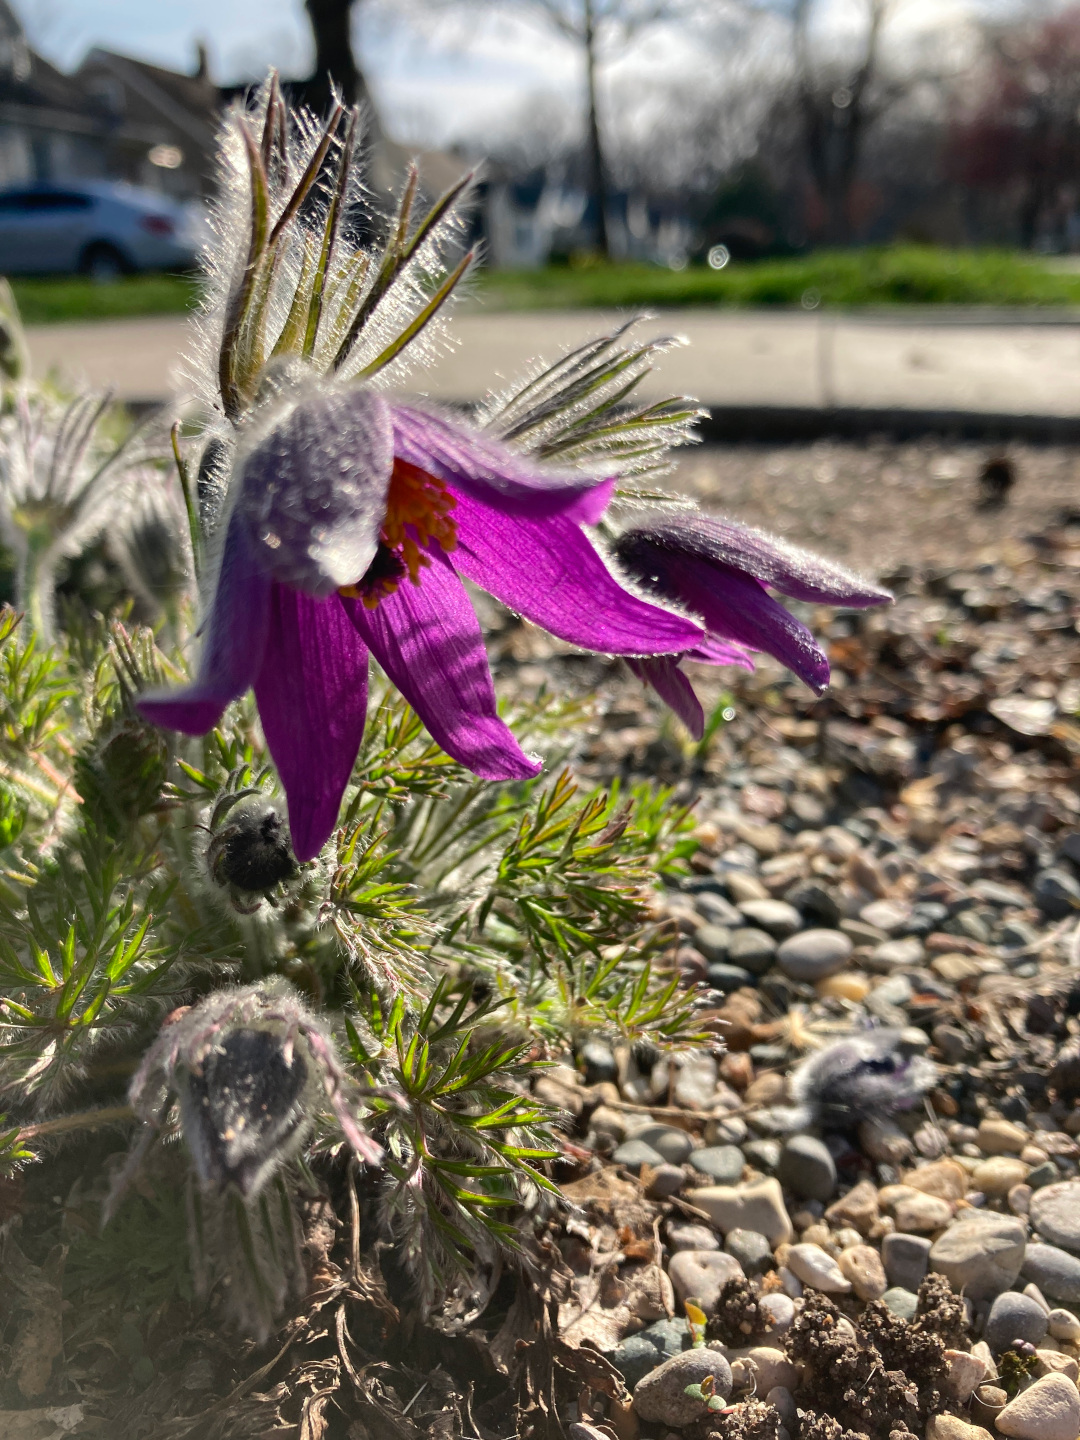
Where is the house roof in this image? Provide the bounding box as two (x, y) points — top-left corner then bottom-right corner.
(77, 48), (218, 150)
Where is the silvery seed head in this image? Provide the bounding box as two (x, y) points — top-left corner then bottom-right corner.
(127, 979), (381, 1201)
(780, 1029), (936, 1133)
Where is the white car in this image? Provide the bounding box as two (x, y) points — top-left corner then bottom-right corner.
(0, 180), (207, 278)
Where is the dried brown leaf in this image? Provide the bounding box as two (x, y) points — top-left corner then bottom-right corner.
(300, 1390), (334, 1440)
(4, 1240), (67, 1400)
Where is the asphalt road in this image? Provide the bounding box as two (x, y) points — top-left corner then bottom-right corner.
(23, 308), (1080, 416)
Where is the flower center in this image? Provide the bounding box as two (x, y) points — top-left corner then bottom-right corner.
(339, 460), (457, 608)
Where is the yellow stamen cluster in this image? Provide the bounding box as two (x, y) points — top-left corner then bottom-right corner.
(381, 460), (458, 583)
(339, 461), (458, 608)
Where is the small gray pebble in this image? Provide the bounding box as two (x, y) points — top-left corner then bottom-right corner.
(579, 1039), (617, 1085)
(760, 1291), (796, 1334)
(777, 1135), (837, 1202)
(1022, 1243), (1080, 1305)
(668, 1222), (719, 1253)
(776, 928), (853, 982)
(727, 927), (777, 974)
(633, 1349), (733, 1427)
(744, 1138), (782, 1171)
(646, 1163), (686, 1198)
(610, 1318), (691, 1388)
(784, 879), (841, 927)
(1031, 1182), (1080, 1254)
(1034, 867), (1080, 920)
(725, 1228), (773, 1275)
(882, 1232), (931, 1292)
(695, 924), (732, 962)
(882, 1287), (919, 1321)
(614, 1138), (665, 1173)
(706, 962), (756, 993)
(984, 1291), (1048, 1355)
(695, 892), (743, 928)
(1028, 1162), (1060, 1191)
(1002, 919), (1041, 950)
(739, 899), (802, 938)
(636, 1124), (693, 1166)
(690, 1145), (745, 1183)
(707, 1114), (748, 1145)
(868, 937), (924, 973)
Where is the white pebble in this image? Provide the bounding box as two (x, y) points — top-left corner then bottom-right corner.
(785, 1241), (852, 1294)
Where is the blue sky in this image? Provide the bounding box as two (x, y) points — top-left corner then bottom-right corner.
(12, 0), (990, 147)
(13, 0), (583, 143)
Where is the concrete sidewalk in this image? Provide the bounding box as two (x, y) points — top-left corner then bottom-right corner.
(23, 308), (1080, 418)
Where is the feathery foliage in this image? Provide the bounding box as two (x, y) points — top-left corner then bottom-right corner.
(0, 74), (722, 1372)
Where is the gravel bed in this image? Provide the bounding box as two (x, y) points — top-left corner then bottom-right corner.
(488, 452), (1080, 1440)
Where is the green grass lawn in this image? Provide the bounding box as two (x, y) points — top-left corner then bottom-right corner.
(477, 247), (1080, 310)
(10, 273), (198, 324)
(11, 248), (1080, 324)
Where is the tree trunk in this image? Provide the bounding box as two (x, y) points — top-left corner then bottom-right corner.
(583, 0), (610, 258)
(303, 0), (376, 122)
(794, 0), (885, 246)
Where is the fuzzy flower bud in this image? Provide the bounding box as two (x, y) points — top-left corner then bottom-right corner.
(127, 980), (381, 1201)
(779, 1029), (936, 1134)
(207, 795), (297, 900)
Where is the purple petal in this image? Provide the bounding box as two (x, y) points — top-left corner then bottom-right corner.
(342, 549), (541, 782)
(391, 403), (613, 524)
(254, 585), (370, 862)
(138, 512), (272, 735)
(450, 490), (704, 656)
(689, 634), (756, 670)
(627, 656), (704, 739)
(666, 554), (832, 693)
(617, 513), (892, 607)
(238, 388), (393, 595)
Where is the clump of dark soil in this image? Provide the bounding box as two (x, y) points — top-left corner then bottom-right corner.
(785, 1287), (955, 1440)
(798, 1416), (886, 1440)
(706, 1277), (768, 1346)
(914, 1273), (969, 1350)
(697, 1398), (781, 1440)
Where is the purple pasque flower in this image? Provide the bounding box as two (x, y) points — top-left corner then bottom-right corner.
(611, 510), (891, 738)
(138, 387), (704, 861)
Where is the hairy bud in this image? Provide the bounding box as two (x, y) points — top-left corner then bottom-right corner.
(178, 1025), (314, 1198)
(125, 979), (382, 1203)
(207, 796), (297, 899)
(778, 1029), (936, 1133)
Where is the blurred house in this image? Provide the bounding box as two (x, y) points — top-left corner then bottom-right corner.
(475, 167), (586, 269)
(0, 1), (584, 271)
(0, 0), (105, 188)
(0, 1), (215, 198)
(473, 164), (698, 269)
(75, 48), (218, 199)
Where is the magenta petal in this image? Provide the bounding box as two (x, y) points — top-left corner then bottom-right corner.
(450, 491), (704, 656)
(391, 403), (613, 524)
(673, 556), (831, 693)
(618, 513), (892, 607)
(689, 634), (756, 670)
(138, 512), (272, 735)
(627, 656), (704, 739)
(342, 550), (541, 782)
(254, 585), (370, 862)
